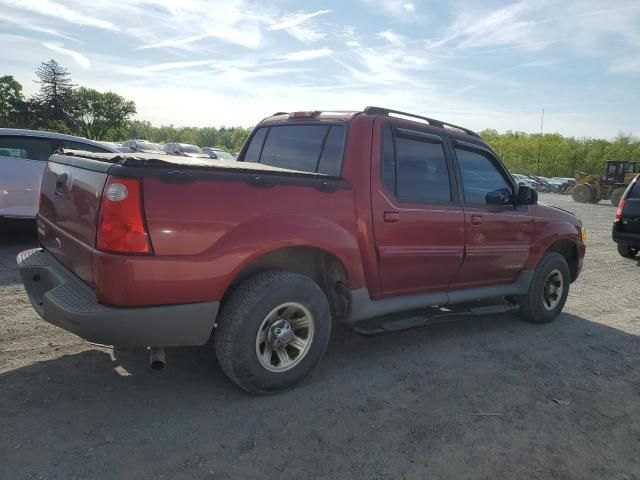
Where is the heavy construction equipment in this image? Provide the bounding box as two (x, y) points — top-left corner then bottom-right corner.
(570, 161), (639, 206)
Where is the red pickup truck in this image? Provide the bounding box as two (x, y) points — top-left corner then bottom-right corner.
(18, 107), (586, 394)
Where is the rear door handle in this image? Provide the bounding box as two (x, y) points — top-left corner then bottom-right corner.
(55, 173), (69, 196)
(471, 215), (483, 225)
(383, 211), (400, 223)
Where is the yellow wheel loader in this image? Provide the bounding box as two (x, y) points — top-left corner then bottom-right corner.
(570, 161), (639, 206)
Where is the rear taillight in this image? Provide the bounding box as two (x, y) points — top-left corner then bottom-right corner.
(615, 198), (625, 222)
(97, 176), (152, 254)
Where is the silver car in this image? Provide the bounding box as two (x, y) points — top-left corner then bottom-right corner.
(0, 129), (117, 222)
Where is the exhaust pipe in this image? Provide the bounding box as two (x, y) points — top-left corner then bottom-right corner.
(149, 347), (166, 371)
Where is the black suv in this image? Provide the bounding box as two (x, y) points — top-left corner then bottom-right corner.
(613, 174), (640, 258)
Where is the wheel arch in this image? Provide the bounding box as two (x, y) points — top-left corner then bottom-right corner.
(222, 246), (353, 321)
(543, 239), (580, 282)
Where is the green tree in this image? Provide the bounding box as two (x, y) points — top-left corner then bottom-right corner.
(0, 75), (24, 127)
(72, 87), (136, 140)
(32, 59), (75, 130)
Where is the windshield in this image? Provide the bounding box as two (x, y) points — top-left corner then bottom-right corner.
(182, 144), (203, 154)
(137, 142), (161, 151)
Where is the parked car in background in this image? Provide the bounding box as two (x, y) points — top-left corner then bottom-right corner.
(529, 176), (559, 193)
(122, 139), (165, 154)
(163, 142), (210, 158)
(551, 177), (576, 194)
(512, 174), (539, 189)
(99, 141), (128, 152)
(202, 147), (236, 160)
(612, 174), (640, 258)
(18, 107), (585, 394)
(0, 128), (117, 223)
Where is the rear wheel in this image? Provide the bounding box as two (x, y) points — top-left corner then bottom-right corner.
(214, 270), (331, 394)
(571, 184), (592, 203)
(518, 252), (570, 324)
(610, 187), (626, 207)
(617, 244), (639, 258)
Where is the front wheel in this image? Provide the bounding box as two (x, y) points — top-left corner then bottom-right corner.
(214, 270), (331, 394)
(518, 252), (570, 324)
(617, 244), (639, 258)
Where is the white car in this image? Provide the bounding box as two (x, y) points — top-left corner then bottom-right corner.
(0, 129), (117, 222)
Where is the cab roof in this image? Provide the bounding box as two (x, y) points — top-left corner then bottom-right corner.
(260, 106), (481, 140)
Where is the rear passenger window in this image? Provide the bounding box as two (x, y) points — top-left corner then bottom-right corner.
(0, 136), (52, 161)
(381, 127), (452, 204)
(317, 126), (345, 176)
(629, 179), (640, 199)
(243, 125), (346, 175)
(456, 148), (511, 204)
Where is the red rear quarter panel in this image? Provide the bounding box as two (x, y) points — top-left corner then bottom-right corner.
(93, 177), (365, 306)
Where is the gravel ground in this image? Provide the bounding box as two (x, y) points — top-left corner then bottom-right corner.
(1, 194), (639, 480)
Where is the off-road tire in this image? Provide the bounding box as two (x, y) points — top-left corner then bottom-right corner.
(571, 184), (592, 203)
(610, 187), (626, 207)
(518, 252), (570, 324)
(214, 270), (331, 395)
(617, 244), (639, 258)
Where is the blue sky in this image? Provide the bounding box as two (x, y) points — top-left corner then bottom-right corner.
(1, 0), (639, 138)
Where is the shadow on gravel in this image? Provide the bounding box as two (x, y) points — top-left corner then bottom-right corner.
(0, 314), (640, 479)
(1, 311), (639, 479)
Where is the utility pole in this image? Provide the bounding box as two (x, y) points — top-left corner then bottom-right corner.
(536, 108), (544, 176)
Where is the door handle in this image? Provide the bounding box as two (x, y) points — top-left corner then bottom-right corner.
(383, 211), (400, 223)
(471, 215), (483, 225)
(55, 173), (69, 196)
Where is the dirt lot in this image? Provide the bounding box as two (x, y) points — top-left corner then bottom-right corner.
(1, 194), (639, 480)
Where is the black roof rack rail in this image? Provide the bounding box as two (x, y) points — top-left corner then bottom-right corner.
(271, 111), (288, 116)
(363, 106), (481, 138)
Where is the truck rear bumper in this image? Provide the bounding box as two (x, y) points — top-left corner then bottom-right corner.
(17, 248), (219, 347)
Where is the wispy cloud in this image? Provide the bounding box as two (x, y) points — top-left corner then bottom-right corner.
(610, 57), (640, 74)
(0, 13), (78, 41)
(268, 10), (331, 31)
(136, 26), (262, 50)
(378, 31), (407, 46)
(268, 10), (331, 43)
(360, 0), (418, 18)
(0, 0), (118, 31)
(41, 42), (90, 68)
(275, 48), (332, 62)
(137, 33), (212, 51)
(142, 59), (215, 72)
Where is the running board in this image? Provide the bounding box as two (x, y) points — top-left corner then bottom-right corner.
(350, 301), (519, 336)
(347, 270), (533, 324)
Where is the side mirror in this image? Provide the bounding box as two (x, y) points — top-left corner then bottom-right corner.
(516, 185), (538, 205)
(209, 152), (218, 159)
(486, 188), (513, 205)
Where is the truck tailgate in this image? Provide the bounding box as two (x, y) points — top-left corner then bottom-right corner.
(38, 158), (110, 286)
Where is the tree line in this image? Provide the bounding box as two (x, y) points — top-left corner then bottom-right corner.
(1, 60), (639, 173)
(480, 129), (640, 177)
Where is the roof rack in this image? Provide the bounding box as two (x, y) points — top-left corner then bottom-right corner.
(363, 106), (480, 138)
(271, 112), (288, 116)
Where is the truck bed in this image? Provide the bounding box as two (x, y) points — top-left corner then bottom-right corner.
(37, 150), (359, 308)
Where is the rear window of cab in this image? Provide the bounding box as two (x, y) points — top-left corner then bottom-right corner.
(242, 124), (346, 176)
